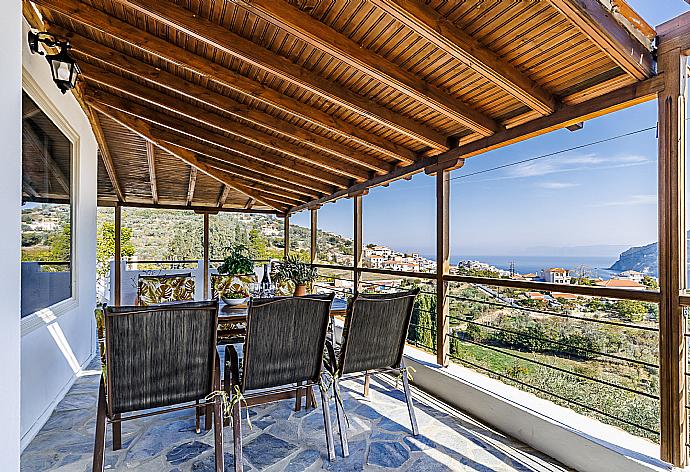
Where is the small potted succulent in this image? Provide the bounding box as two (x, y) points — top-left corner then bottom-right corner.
(216, 245), (255, 305)
(273, 255), (318, 296)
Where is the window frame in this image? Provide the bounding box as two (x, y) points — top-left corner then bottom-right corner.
(21, 70), (81, 336)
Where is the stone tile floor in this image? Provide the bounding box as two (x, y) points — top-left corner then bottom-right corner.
(22, 357), (570, 471)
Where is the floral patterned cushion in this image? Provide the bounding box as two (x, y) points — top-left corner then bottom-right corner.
(273, 279), (296, 297)
(94, 306), (107, 379)
(137, 274), (195, 306)
(211, 274), (257, 299)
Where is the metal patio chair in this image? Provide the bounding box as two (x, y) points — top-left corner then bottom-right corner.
(93, 301), (224, 472)
(223, 293), (337, 472)
(324, 289), (420, 457)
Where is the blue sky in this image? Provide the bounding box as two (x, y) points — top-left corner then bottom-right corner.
(292, 0), (689, 258)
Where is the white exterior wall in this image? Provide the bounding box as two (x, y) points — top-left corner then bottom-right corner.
(19, 19), (98, 450)
(0, 2), (23, 470)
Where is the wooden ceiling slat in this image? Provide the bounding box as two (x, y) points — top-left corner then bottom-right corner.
(78, 62), (373, 181)
(58, 30), (401, 170)
(368, 0), (555, 115)
(36, 0), (443, 155)
(83, 87), (348, 191)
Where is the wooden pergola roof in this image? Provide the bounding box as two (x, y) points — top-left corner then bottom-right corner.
(24, 0), (657, 214)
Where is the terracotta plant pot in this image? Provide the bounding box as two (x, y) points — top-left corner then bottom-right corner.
(294, 284), (307, 297)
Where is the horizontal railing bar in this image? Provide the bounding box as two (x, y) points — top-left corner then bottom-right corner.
(358, 267), (436, 279)
(448, 353), (660, 436)
(449, 333), (659, 399)
(359, 279), (436, 295)
(443, 274), (660, 303)
(125, 260), (199, 264)
(447, 294), (658, 332)
(32, 261), (70, 265)
(448, 315), (658, 369)
(312, 283), (351, 295)
(679, 293), (690, 306)
(312, 263), (355, 270)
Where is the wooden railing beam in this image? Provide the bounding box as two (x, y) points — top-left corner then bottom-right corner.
(436, 170), (450, 366)
(114, 204), (122, 306)
(353, 195), (363, 294)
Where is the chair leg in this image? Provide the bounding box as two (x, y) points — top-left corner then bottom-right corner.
(232, 401), (243, 472)
(92, 377), (107, 472)
(401, 361), (419, 436)
(333, 378), (349, 458)
(112, 414), (121, 451)
(205, 404), (213, 431)
(294, 382), (303, 411)
(319, 384), (336, 462)
(363, 372), (370, 398)
(213, 397), (224, 472)
(195, 400), (202, 434)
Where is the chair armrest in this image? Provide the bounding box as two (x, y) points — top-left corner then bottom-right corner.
(224, 344), (241, 392)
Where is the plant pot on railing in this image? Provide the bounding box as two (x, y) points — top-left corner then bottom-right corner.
(274, 255), (317, 297)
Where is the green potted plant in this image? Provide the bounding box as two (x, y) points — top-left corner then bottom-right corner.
(273, 255), (318, 296)
(216, 245), (255, 304)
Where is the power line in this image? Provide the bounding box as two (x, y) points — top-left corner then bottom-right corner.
(450, 125), (658, 181)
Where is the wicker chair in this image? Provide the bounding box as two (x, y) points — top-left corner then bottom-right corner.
(324, 289), (420, 458)
(93, 301), (224, 472)
(224, 293), (337, 471)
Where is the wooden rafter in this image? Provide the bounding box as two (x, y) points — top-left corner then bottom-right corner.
(216, 185), (231, 208)
(83, 87), (350, 190)
(548, 0), (654, 81)
(244, 198), (254, 210)
(85, 102), (126, 201)
(236, 0), (499, 135)
(34, 0), (447, 152)
(186, 167), (197, 206)
(290, 76), (663, 212)
(78, 62), (372, 181)
(55, 30), (404, 170)
(88, 103), (292, 211)
(145, 141), (158, 204)
(369, 0), (556, 115)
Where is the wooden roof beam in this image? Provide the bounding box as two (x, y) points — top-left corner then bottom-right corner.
(185, 166), (197, 206)
(290, 75), (663, 213)
(217, 185), (231, 208)
(89, 104), (293, 212)
(145, 141), (158, 204)
(548, 0), (654, 80)
(234, 0), (499, 136)
(78, 62), (372, 181)
(369, 0), (556, 115)
(33, 0), (446, 152)
(85, 103), (126, 202)
(54, 29), (403, 170)
(244, 198), (254, 210)
(83, 87), (348, 191)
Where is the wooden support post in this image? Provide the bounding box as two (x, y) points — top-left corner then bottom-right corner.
(114, 205), (122, 307)
(310, 208), (318, 263)
(436, 170), (450, 367)
(658, 47), (688, 467)
(203, 213), (210, 299)
(353, 195), (363, 294)
(284, 214), (290, 259)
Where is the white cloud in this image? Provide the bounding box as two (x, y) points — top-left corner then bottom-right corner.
(507, 153), (649, 179)
(536, 182), (579, 189)
(592, 194), (657, 207)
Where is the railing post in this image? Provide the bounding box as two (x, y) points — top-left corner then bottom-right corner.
(114, 204), (122, 307)
(657, 46), (687, 467)
(283, 214), (290, 259)
(310, 207), (318, 263)
(353, 194), (363, 295)
(203, 213), (210, 299)
(436, 170), (450, 366)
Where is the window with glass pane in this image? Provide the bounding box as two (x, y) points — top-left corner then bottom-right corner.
(21, 91), (72, 317)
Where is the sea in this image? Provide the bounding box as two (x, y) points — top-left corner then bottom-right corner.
(428, 255), (622, 279)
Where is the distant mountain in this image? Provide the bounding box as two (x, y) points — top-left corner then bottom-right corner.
(607, 234), (690, 275)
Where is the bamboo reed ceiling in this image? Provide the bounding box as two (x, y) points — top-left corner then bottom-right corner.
(25, 0), (656, 214)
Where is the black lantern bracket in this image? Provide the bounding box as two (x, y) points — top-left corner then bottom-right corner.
(27, 31), (81, 94)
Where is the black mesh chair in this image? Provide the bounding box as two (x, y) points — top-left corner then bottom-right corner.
(93, 301), (224, 472)
(324, 289), (420, 457)
(224, 293), (337, 471)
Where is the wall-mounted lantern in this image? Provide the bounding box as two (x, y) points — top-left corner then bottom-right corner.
(28, 31), (80, 94)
